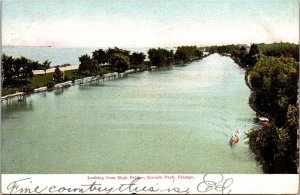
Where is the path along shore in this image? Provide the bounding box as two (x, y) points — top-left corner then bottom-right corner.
(33, 64), (79, 75)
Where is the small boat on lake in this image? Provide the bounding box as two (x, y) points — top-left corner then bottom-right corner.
(254, 117), (269, 126)
(229, 130), (240, 147)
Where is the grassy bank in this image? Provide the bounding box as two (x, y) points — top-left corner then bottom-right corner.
(1, 64), (148, 96)
(3, 69), (81, 96)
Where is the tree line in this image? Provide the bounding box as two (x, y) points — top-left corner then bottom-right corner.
(258, 42), (299, 60)
(2, 53), (51, 87)
(78, 47), (146, 75)
(147, 46), (203, 67)
(78, 46), (204, 75)
(2, 45), (206, 95)
(203, 44), (239, 55)
(246, 53), (298, 173)
(203, 42), (299, 68)
(209, 42), (299, 173)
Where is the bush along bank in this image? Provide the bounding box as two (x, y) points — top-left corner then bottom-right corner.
(246, 55), (298, 173)
(221, 43), (299, 173)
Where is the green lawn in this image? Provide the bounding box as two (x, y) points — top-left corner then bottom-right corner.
(2, 69), (79, 96)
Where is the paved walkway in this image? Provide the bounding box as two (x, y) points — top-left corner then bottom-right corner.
(33, 65), (79, 75)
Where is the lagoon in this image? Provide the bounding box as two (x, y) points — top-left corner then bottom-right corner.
(1, 54), (261, 173)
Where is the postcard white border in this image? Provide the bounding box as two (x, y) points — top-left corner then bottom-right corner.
(1, 174), (299, 194)
(1, 1), (300, 195)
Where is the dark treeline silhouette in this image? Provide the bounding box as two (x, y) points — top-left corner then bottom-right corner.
(204, 42), (299, 68)
(203, 44), (239, 55)
(148, 46), (203, 67)
(258, 42), (299, 60)
(2, 53), (51, 87)
(147, 48), (174, 67)
(79, 47), (146, 74)
(79, 46), (205, 74)
(174, 46), (203, 64)
(246, 54), (298, 173)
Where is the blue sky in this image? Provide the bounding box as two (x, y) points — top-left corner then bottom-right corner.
(2, 0), (299, 47)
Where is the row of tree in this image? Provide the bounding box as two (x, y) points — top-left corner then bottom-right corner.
(258, 42), (299, 60)
(236, 44), (261, 69)
(204, 42), (299, 173)
(203, 44), (239, 55)
(79, 47), (146, 75)
(204, 42), (299, 69)
(203, 43), (261, 69)
(228, 43), (299, 173)
(148, 46), (203, 67)
(174, 46), (203, 63)
(247, 55), (298, 173)
(147, 48), (174, 67)
(2, 45), (206, 92)
(2, 53), (51, 87)
(79, 46), (205, 74)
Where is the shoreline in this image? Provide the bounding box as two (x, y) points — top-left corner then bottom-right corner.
(1, 56), (207, 100)
(1, 68), (140, 101)
(33, 64), (79, 75)
(2, 46), (207, 98)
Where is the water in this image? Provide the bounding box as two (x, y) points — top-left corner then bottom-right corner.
(2, 46), (155, 66)
(1, 54), (261, 173)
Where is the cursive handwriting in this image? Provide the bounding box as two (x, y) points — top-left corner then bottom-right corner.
(197, 174), (233, 194)
(6, 174), (233, 194)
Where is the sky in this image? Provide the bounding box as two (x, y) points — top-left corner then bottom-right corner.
(2, 0), (299, 47)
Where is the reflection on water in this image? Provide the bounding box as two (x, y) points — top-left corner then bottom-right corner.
(78, 82), (106, 90)
(1, 96), (34, 117)
(53, 88), (64, 96)
(53, 86), (72, 96)
(1, 54), (261, 174)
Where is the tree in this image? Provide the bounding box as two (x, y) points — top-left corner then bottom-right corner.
(195, 49), (203, 59)
(285, 104), (299, 168)
(2, 54), (36, 86)
(106, 47), (130, 65)
(246, 55), (298, 173)
(174, 49), (188, 63)
(246, 123), (298, 173)
(21, 60), (34, 81)
(148, 48), (173, 67)
(249, 56), (298, 125)
(258, 42), (299, 60)
(42, 60), (51, 75)
(53, 67), (64, 82)
(247, 44), (260, 68)
(2, 53), (14, 86)
(13, 56), (28, 82)
(173, 46), (205, 63)
(111, 53), (129, 73)
(31, 60), (42, 70)
(129, 52), (145, 67)
(174, 46), (200, 63)
(79, 54), (98, 74)
(238, 46), (248, 66)
(92, 49), (107, 65)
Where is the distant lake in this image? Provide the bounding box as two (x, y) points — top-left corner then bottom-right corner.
(1, 54), (261, 174)
(2, 46), (159, 66)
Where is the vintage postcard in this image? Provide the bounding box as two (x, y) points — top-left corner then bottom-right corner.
(1, 0), (299, 194)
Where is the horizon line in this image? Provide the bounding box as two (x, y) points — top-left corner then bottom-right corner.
(2, 41), (299, 49)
